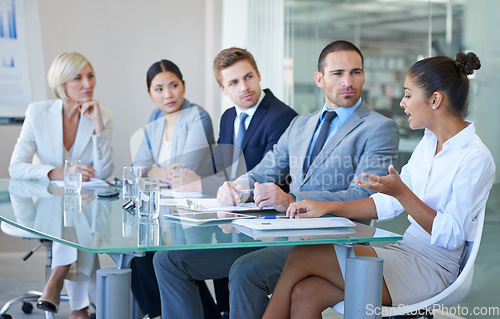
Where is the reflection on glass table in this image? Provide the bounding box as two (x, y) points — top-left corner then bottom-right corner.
(0, 178), (402, 319)
(0, 179), (403, 253)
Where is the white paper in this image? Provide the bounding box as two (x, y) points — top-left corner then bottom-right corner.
(164, 211), (255, 225)
(232, 217), (355, 230)
(51, 177), (109, 189)
(232, 224), (356, 240)
(160, 189), (204, 198)
(160, 197), (273, 212)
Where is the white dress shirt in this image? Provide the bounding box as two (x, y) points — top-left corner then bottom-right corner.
(372, 122), (495, 250)
(233, 90), (265, 139)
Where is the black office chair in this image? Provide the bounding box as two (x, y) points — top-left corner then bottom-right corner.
(0, 221), (69, 319)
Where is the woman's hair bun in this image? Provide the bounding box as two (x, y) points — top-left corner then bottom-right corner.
(455, 52), (481, 76)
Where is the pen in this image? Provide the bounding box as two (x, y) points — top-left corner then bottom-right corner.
(236, 189), (254, 194)
(258, 215), (289, 219)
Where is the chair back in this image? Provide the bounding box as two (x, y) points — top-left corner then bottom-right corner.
(382, 205), (486, 316)
(1, 220), (43, 239)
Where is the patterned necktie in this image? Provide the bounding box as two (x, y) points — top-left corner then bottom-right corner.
(309, 111), (337, 167)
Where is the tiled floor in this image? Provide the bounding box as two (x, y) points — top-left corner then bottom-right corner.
(1, 184), (499, 318)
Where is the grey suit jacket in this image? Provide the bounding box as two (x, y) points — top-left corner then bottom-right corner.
(235, 102), (399, 202)
(132, 100), (215, 173)
(9, 99), (114, 180)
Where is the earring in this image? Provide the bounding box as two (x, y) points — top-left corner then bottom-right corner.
(432, 106), (436, 110)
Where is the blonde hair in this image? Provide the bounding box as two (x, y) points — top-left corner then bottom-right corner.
(47, 52), (93, 101)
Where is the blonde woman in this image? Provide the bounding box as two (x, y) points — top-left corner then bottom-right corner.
(9, 52), (113, 319)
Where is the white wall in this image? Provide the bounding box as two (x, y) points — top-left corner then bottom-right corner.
(38, 0), (210, 178)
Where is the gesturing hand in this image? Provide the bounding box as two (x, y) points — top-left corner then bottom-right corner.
(355, 164), (406, 198)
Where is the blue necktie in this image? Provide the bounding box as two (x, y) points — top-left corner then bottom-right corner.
(234, 112), (248, 148)
(309, 111), (337, 167)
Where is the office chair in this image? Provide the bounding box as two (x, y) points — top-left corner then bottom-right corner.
(332, 205), (486, 319)
(0, 221), (69, 319)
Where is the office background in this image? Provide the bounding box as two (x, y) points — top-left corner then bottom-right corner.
(0, 1), (499, 318)
(0, 0), (499, 183)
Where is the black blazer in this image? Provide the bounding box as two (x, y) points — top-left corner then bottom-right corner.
(217, 89), (297, 171)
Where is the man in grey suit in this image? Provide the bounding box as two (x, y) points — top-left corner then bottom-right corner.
(153, 40), (399, 319)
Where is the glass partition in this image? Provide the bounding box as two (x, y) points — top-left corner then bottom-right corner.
(225, 0), (499, 178)
(283, 0), (465, 164)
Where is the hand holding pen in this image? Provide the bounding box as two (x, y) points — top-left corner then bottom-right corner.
(217, 181), (243, 206)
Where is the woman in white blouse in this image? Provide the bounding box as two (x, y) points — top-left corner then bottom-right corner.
(262, 52), (495, 318)
(9, 52), (113, 319)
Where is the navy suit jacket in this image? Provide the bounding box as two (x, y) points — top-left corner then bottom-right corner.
(200, 89), (297, 195)
(217, 89), (297, 171)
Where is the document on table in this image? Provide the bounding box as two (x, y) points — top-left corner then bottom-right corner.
(51, 178), (109, 188)
(232, 216), (355, 230)
(232, 224), (356, 240)
(160, 188), (204, 198)
(160, 197), (273, 212)
(165, 211), (255, 225)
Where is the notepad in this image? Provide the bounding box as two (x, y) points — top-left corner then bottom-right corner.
(232, 216), (355, 230)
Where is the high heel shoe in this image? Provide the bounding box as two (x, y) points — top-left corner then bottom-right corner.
(37, 298), (59, 313)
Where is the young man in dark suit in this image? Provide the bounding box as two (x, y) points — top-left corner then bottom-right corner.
(167, 47), (297, 319)
(170, 47), (297, 195)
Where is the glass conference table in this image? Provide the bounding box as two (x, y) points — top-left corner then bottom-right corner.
(0, 178), (402, 318)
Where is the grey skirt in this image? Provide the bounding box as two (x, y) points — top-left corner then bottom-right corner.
(372, 226), (463, 306)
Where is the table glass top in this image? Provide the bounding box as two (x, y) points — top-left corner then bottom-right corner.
(0, 179), (402, 253)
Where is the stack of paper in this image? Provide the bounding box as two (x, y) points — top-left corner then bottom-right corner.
(232, 217), (355, 230)
(231, 217), (356, 240)
(232, 225), (356, 240)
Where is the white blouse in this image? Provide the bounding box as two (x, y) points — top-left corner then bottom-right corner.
(372, 122), (495, 250)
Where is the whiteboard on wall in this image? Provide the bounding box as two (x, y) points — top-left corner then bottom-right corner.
(0, 0), (45, 121)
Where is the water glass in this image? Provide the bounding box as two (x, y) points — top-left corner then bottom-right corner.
(122, 209), (137, 238)
(122, 166), (142, 205)
(64, 193), (82, 227)
(64, 160), (82, 193)
(137, 178), (160, 219)
(138, 218), (160, 247)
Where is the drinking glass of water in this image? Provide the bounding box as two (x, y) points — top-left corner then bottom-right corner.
(137, 178), (160, 219)
(64, 160), (82, 193)
(138, 218), (160, 247)
(123, 166), (142, 206)
(64, 192), (82, 227)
